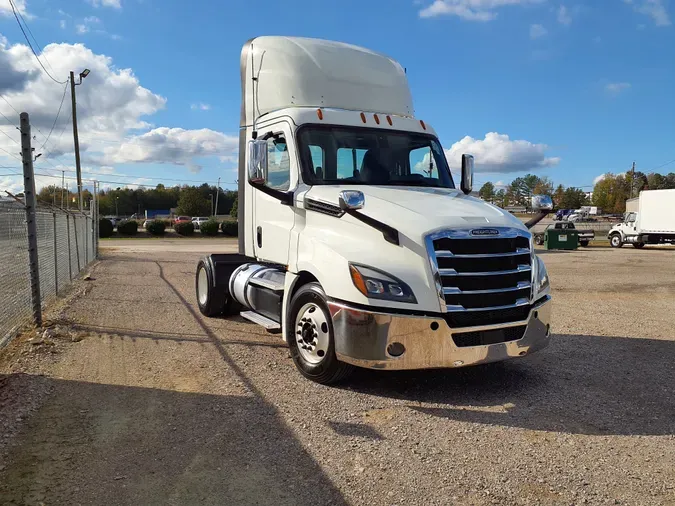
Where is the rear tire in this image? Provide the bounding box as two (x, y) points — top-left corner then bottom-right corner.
(286, 282), (354, 384)
(609, 234), (623, 248)
(534, 234), (544, 246)
(633, 242), (645, 249)
(196, 259), (226, 317)
(580, 240), (589, 247)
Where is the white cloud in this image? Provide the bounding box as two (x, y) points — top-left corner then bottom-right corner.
(444, 132), (560, 173)
(84, 16), (101, 24)
(87, 0), (122, 8)
(60, 20), (67, 29)
(605, 82), (631, 95)
(593, 172), (626, 185)
(191, 103), (211, 111)
(0, 39), (236, 181)
(0, 0), (28, 17)
(624, 0), (671, 26)
(76, 24), (89, 34)
(101, 128), (238, 173)
(530, 23), (548, 38)
(557, 5), (572, 24)
(419, 0), (544, 20)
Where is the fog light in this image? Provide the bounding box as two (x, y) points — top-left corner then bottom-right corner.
(387, 342), (405, 357)
(453, 360), (464, 367)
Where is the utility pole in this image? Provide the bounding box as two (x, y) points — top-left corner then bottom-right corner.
(69, 68), (91, 211)
(214, 177), (221, 218)
(20, 112), (42, 327)
(630, 161), (636, 199)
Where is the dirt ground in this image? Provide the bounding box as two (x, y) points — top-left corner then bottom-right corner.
(1, 243), (674, 506)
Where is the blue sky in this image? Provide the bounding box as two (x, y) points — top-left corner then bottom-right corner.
(1, 0), (674, 195)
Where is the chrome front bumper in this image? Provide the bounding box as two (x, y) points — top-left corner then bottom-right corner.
(328, 296), (552, 370)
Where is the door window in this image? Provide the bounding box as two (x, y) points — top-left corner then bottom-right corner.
(266, 136), (291, 191)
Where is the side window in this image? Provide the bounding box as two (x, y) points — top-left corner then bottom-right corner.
(336, 148), (366, 179)
(409, 147), (434, 177)
(266, 136), (290, 191)
(309, 145), (325, 180)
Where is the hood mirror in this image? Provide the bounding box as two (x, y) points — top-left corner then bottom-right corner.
(339, 190), (365, 210)
(531, 195), (554, 211)
(460, 154), (473, 195)
(247, 139), (268, 185)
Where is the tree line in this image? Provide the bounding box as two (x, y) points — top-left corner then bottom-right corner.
(478, 170), (675, 213)
(36, 183), (240, 218)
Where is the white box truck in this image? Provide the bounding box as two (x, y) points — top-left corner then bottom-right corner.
(195, 37), (553, 384)
(608, 189), (675, 248)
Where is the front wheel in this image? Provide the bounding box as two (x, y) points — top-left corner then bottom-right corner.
(534, 234), (544, 246)
(287, 282), (353, 384)
(610, 234), (623, 248)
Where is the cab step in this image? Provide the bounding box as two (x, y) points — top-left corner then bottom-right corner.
(240, 311), (281, 332)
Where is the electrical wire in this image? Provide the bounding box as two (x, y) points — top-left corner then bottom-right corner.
(37, 80), (70, 152)
(0, 94), (20, 116)
(7, 0), (67, 85)
(0, 145), (22, 163)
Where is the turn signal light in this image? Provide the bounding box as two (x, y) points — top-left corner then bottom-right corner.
(349, 265), (368, 296)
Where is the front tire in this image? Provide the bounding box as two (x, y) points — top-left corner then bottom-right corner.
(287, 282), (353, 384)
(534, 234), (544, 246)
(610, 234), (623, 248)
(196, 259), (226, 317)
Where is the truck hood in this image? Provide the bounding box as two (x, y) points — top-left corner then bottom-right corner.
(304, 185), (525, 238)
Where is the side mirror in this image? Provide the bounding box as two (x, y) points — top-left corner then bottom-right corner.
(247, 139), (268, 185)
(460, 154), (473, 195)
(531, 195), (554, 211)
(338, 190), (365, 210)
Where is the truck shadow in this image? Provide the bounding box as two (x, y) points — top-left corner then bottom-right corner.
(0, 374), (347, 506)
(341, 334), (675, 436)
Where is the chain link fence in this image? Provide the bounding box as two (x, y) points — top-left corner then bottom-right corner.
(0, 200), (97, 347)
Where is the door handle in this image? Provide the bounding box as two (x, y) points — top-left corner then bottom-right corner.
(257, 226), (262, 248)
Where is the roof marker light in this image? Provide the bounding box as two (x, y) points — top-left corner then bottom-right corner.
(317, 109), (323, 120)
(374, 114), (380, 125)
(420, 120), (426, 130)
(360, 112), (367, 123)
(386, 115), (393, 126)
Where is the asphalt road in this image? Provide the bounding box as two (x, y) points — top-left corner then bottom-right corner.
(1, 243), (674, 505)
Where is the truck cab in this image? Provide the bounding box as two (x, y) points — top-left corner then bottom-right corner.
(195, 36), (553, 384)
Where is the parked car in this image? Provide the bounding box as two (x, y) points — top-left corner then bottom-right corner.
(533, 222), (594, 247)
(192, 217), (210, 230)
(173, 216), (192, 227)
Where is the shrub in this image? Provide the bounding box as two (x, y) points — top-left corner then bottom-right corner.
(175, 221), (195, 236)
(200, 219), (220, 236)
(221, 221), (238, 237)
(99, 218), (114, 238)
(117, 220), (139, 236)
(146, 219), (166, 236)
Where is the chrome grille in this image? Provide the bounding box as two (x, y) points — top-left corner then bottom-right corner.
(426, 228), (533, 318)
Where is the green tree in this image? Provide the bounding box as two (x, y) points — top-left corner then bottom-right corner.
(560, 187), (589, 209)
(176, 186), (210, 216)
(553, 184), (565, 208)
(494, 189), (507, 208)
(646, 172), (666, 190)
(533, 176), (553, 196)
(230, 195), (238, 218)
(478, 182), (495, 203)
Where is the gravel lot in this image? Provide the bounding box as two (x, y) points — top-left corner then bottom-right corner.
(1, 242), (674, 505)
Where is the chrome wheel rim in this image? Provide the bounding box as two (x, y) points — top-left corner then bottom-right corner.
(198, 267), (208, 305)
(295, 303), (330, 364)
(611, 236), (620, 247)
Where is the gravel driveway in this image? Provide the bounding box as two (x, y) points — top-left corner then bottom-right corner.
(1, 244), (674, 505)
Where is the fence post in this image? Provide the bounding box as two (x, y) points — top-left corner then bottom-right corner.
(84, 213), (89, 265)
(20, 112), (42, 327)
(73, 215), (81, 273)
(53, 212), (58, 296)
(66, 214), (73, 281)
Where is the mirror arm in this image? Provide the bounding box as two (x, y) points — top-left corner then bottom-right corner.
(250, 181), (294, 206)
(525, 210), (552, 230)
(341, 208), (400, 246)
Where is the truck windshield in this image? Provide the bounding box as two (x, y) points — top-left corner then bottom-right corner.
(297, 126), (455, 188)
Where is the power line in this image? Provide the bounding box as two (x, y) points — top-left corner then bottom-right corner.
(11, 0), (58, 75)
(0, 145), (22, 163)
(0, 94), (20, 116)
(0, 127), (20, 146)
(37, 80), (70, 152)
(7, 0), (67, 85)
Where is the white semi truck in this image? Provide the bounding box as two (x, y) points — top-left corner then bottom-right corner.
(195, 37), (553, 384)
(608, 189), (675, 248)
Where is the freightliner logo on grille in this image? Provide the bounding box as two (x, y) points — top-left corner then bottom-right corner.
(471, 229), (500, 236)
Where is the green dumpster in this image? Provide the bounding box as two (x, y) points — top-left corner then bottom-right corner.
(544, 228), (578, 250)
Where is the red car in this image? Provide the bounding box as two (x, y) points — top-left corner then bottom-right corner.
(173, 216), (192, 227)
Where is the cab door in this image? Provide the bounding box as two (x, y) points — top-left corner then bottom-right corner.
(252, 120), (296, 264)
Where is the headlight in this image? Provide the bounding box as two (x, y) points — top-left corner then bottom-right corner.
(534, 255), (550, 298)
(348, 263), (417, 303)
